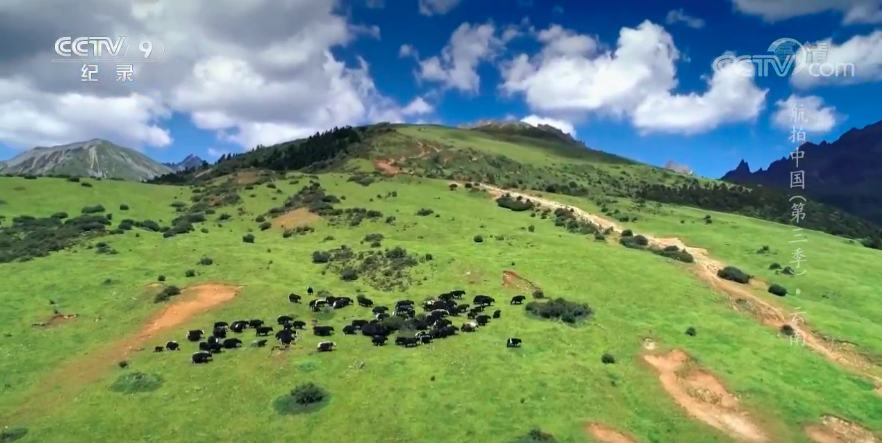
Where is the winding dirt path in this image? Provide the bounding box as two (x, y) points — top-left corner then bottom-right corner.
(470, 182), (882, 389)
(586, 423), (640, 443)
(9, 284), (241, 420)
(805, 415), (878, 443)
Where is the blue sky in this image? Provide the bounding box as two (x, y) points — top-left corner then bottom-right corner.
(3, 0), (881, 178)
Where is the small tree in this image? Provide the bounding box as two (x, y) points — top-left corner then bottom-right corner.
(242, 234), (255, 243)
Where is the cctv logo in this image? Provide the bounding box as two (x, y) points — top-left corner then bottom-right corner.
(54, 37), (127, 60)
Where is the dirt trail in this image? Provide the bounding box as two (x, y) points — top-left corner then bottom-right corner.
(10, 284), (240, 420)
(374, 141), (442, 175)
(271, 208), (320, 230)
(644, 350), (770, 442)
(501, 270), (540, 293)
(805, 415), (878, 443)
(586, 423), (640, 443)
(470, 183), (882, 388)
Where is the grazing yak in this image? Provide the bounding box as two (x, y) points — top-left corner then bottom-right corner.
(276, 330), (295, 345)
(192, 351), (212, 364)
(313, 326), (334, 336)
(248, 319), (264, 328)
(222, 338), (243, 349)
(357, 296), (374, 307)
(209, 343), (223, 354)
(507, 338), (522, 348)
(450, 290), (466, 299)
(212, 327), (227, 339)
(419, 335), (433, 344)
(277, 315), (294, 325)
(510, 295), (526, 305)
(251, 339), (268, 348)
(207, 336), (221, 346)
(213, 321), (229, 330)
(372, 306), (389, 314)
(255, 326), (274, 336)
(186, 329), (205, 342)
(153, 346), (164, 352)
(230, 321), (248, 333)
(475, 315), (491, 326)
(332, 298), (351, 309)
(473, 295), (494, 306)
(288, 293), (301, 303)
(375, 313), (390, 321)
(198, 342), (211, 351)
(317, 341), (335, 352)
(351, 319), (368, 329)
(291, 320), (306, 329)
(492, 310), (501, 319)
(307, 286), (314, 295)
(461, 323), (477, 333)
(362, 323), (388, 337)
(166, 341), (180, 351)
(372, 335), (388, 346)
(395, 337), (419, 347)
(342, 325), (357, 335)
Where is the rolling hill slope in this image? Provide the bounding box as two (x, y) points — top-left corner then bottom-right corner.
(0, 171), (880, 443)
(0, 139), (172, 181)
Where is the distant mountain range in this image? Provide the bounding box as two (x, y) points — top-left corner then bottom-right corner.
(163, 154), (206, 172)
(0, 139), (173, 181)
(721, 119), (882, 224)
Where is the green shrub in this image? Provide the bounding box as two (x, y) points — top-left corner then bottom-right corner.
(768, 284), (787, 297)
(532, 290), (545, 299)
(510, 428), (556, 443)
(0, 427), (28, 443)
(185, 269), (196, 277)
(154, 286), (181, 303)
(364, 233), (384, 242)
(621, 229), (633, 237)
(273, 383), (329, 415)
(496, 194), (534, 212)
(259, 221), (271, 231)
(527, 225), (535, 232)
(242, 234), (255, 243)
(199, 257), (213, 266)
(686, 327), (697, 336)
(769, 263), (782, 270)
(650, 246), (694, 263)
(81, 205), (105, 214)
(51, 212), (68, 219)
(593, 232), (605, 241)
(255, 215), (266, 223)
(67, 176), (80, 182)
(601, 353), (616, 364)
(416, 208), (434, 216)
(620, 235), (648, 249)
(717, 266), (750, 284)
(473, 235), (484, 243)
(170, 201), (187, 209)
(119, 204), (129, 210)
(340, 267), (359, 281)
(218, 213), (232, 221)
(157, 275), (166, 282)
(312, 251), (331, 263)
(525, 298), (593, 323)
(80, 182), (92, 188)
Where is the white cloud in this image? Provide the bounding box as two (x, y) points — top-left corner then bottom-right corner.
(790, 30), (882, 88)
(417, 21), (502, 92)
(731, 0), (882, 24)
(399, 44), (416, 58)
(206, 147), (228, 158)
(500, 21), (768, 134)
(0, 0), (419, 151)
(0, 78), (172, 149)
(401, 97), (434, 115)
(520, 115), (576, 136)
(665, 9), (706, 28)
(418, 0), (462, 16)
(771, 95), (842, 133)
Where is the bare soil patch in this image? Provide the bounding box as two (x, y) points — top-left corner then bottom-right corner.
(586, 423), (640, 443)
(232, 170), (261, 185)
(31, 313), (78, 328)
(642, 338), (657, 350)
(643, 349), (770, 442)
(272, 208), (320, 230)
(470, 182), (882, 391)
(14, 284), (241, 419)
(374, 159), (400, 175)
(502, 270), (540, 293)
(805, 415), (878, 443)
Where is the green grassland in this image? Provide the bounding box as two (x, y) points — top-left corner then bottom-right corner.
(0, 173), (880, 443)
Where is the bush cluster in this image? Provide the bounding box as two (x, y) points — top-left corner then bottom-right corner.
(416, 208), (434, 216)
(650, 245), (694, 263)
(620, 234), (649, 249)
(717, 266), (750, 284)
(496, 194), (534, 212)
(154, 285), (182, 303)
(525, 298), (593, 323)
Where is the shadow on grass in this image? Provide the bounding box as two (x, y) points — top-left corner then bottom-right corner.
(272, 383), (330, 416)
(0, 427), (28, 443)
(109, 372), (163, 394)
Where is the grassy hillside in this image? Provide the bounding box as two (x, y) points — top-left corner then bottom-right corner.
(1, 173), (880, 443)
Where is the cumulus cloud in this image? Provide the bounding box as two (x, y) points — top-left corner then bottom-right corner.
(418, 0), (462, 16)
(520, 115), (576, 136)
(0, 0), (419, 151)
(499, 21), (768, 135)
(730, 0), (882, 24)
(416, 21), (503, 92)
(790, 30), (882, 89)
(771, 95), (842, 133)
(399, 44), (417, 58)
(665, 9), (705, 28)
(401, 97), (434, 115)
(206, 147), (228, 158)
(412, 19), (529, 93)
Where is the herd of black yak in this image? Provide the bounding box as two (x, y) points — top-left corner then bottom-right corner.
(151, 287), (527, 364)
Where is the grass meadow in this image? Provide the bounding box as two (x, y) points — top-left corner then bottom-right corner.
(0, 174), (879, 443)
